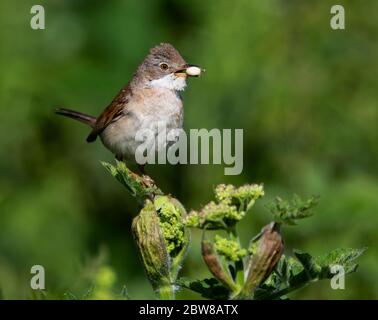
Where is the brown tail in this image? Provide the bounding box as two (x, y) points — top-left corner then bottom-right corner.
(55, 108), (96, 127)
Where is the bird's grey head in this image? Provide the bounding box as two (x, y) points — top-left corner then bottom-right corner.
(133, 43), (199, 91)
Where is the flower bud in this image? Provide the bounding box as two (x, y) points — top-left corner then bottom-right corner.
(201, 238), (239, 293)
(240, 222), (284, 298)
(185, 184), (264, 230)
(132, 196), (190, 299)
(214, 235), (247, 262)
(132, 200), (171, 291)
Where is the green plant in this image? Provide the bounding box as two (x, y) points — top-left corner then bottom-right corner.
(103, 161), (365, 300)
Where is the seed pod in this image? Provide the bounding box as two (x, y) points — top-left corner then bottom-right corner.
(240, 222), (284, 298)
(201, 237), (239, 293)
(132, 200), (171, 291)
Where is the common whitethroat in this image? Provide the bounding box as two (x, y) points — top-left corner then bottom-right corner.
(55, 43), (202, 170)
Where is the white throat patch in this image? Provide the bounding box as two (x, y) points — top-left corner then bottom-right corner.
(149, 74), (187, 91)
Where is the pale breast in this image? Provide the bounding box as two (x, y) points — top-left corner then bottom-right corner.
(100, 88), (183, 160)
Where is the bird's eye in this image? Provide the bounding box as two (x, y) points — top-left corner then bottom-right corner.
(159, 63), (169, 71)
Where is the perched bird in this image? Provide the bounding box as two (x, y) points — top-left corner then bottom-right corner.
(55, 43), (201, 171)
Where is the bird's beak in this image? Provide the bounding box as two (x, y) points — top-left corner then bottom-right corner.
(174, 64), (203, 77)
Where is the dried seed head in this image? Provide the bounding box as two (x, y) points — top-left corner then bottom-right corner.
(240, 222), (284, 298)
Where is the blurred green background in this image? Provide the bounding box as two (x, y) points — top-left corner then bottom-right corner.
(0, 0), (377, 299)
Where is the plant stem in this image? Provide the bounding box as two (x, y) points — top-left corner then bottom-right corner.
(228, 226), (244, 288)
(157, 285), (175, 300)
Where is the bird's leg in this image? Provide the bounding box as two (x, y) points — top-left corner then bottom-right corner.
(138, 164), (146, 175)
(138, 164), (155, 185)
(115, 154), (124, 162)
(116, 155), (144, 175)
(115, 155), (154, 185)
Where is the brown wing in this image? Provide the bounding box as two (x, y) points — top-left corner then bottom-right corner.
(86, 86), (132, 142)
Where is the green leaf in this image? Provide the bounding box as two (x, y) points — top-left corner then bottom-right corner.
(256, 247), (366, 300)
(294, 250), (322, 279)
(316, 247), (367, 278)
(177, 277), (230, 300)
(254, 284), (289, 300)
(267, 194), (318, 225)
(275, 255), (303, 283)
